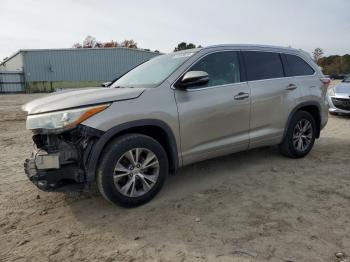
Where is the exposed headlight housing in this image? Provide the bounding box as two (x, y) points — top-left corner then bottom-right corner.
(26, 104), (110, 130)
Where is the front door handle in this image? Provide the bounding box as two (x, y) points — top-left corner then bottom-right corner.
(286, 83), (298, 90)
(234, 92), (249, 100)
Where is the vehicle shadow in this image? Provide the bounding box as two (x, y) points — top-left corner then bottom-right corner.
(65, 145), (287, 220)
(330, 113), (350, 119)
(65, 135), (350, 227)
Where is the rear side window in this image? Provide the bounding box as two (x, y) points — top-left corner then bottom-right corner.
(284, 54), (315, 76)
(243, 51), (284, 81)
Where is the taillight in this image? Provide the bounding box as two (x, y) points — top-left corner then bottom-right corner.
(320, 77), (331, 86)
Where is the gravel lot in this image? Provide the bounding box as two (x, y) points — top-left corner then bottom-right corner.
(1, 85), (349, 262)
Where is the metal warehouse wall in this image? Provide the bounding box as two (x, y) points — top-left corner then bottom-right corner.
(23, 48), (159, 82)
(0, 71), (24, 92)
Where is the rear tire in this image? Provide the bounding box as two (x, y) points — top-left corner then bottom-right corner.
(97, 134), (168, 207)
(279, 111), (316, 158)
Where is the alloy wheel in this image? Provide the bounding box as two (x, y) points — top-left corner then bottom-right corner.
(292, 119), (313, 152)
(113, 148), (160, 197)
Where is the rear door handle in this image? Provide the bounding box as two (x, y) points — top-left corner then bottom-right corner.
(286, 83), (298, 90)
(234, 92), (249, 100)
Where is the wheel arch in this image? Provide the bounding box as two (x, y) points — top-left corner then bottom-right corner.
(86, 119), (179, 182)
(283, 102), (322, 140)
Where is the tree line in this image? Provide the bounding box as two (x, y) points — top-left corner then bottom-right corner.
(72, 35), (160, 53)
(313, 48), (350, 76)
(73, 36), (201, 53)
(73, 39), (350, 76)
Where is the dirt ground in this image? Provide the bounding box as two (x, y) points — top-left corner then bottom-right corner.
(1, 85), (350, 262)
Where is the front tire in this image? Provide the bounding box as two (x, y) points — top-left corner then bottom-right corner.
(279, 111), (316, 158)
(97, 134), (168, 207)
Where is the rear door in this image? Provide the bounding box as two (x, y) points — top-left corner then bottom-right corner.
(282, 53), (319, 99)
(174, 51), (251, 165)
(242, 51), (300, 148)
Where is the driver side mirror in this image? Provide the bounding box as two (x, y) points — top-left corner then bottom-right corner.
(177, 71), (209, 89)
(101, 81), (112, 87)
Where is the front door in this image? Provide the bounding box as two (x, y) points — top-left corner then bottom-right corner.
(174, 51), (251, 165)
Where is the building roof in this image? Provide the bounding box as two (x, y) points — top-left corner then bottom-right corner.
(0, 51), (21, 66)
(0, 47), (159, 66)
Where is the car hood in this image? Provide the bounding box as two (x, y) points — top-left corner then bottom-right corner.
(335, 82), (350, 94)
(23, 87), (145, 115)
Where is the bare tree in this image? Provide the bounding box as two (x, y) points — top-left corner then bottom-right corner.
(72, 42), (82, 48)
(120, 40), (138, 49)
(103, 40), (118, 48)
(83, 35), (97, 48)
(72, 37), (153, 51)
(94, 42), (104, 48)
(313, 48), (324, 64)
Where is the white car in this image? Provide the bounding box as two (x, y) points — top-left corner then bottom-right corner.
(328, 75), (350, 115)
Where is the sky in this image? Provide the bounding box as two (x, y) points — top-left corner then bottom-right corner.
(0, 0), (349, 60)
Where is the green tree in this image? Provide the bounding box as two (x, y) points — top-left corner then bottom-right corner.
(342, 54), (350, 74)
(318, 54), (350, 75)
(174, 42), (199, 52)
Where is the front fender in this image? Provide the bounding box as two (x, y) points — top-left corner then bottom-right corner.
(85, 119), (179, 182)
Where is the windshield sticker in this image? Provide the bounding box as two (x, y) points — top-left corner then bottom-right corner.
(172, 53), (194, 59)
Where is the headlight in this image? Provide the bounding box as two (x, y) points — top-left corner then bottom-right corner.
(26, 104), (110, 130)
(327, 88), (335, 96)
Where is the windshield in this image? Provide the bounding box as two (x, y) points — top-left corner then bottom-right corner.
(111, 51), (196, 88)
(343, 75), (350, 83)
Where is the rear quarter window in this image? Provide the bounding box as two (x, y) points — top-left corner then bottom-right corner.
(284, 54), (315, 76)
(243, 51), (284, 81)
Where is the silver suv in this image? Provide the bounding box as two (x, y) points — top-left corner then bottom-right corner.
(23, 45), (329, 206)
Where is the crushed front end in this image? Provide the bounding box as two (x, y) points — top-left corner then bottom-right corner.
(24, 125), (103, 191)
(22, 102), (110, 192)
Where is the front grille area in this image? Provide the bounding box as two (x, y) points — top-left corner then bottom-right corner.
(332, 97), (350, 111)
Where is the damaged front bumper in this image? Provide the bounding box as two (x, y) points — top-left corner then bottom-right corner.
(24, 159), (85, 191)
(24, 125), (103, 192)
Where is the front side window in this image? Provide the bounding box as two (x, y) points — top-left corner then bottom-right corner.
(284, 54), (315, 76)
(187, 51), (241, 88)
(111, 51), (196, 88)
(243, 51), (284, 81)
